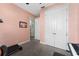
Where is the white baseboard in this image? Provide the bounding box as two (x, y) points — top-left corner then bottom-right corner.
(18, 39), (30, 45)
(40, 41), (46, 45)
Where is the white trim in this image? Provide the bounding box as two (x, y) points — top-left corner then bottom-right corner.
(18, 40), (30, 45)
(40, 41), (46, 45)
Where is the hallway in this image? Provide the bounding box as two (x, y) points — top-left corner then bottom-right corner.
(11, 40), (71, 56)
(0, 3), (79, 56)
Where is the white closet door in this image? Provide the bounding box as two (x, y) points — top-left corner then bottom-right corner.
(45, 8), (55, 46)
(54, 6), (68, 50)
(45, 5), (69, 50)
(35, 18), (40, 40)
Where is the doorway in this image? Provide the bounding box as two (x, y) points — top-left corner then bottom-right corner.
(29, 17), (35, 40)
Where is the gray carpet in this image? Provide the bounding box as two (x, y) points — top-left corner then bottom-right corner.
(11, 40), (71, 56)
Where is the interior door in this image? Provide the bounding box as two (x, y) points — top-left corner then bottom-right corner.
(45, 8), (55, 46)
(54, 6), (69, 50)
(35, 18), (40, 40)
(45, 5), (69, 50)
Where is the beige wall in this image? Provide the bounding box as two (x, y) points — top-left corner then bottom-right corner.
(0, 4), (34, 46)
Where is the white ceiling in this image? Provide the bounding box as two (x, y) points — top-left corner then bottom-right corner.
(15, 3), (53, 16)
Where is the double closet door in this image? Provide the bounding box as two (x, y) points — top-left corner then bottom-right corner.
(45, 5), (69, 50)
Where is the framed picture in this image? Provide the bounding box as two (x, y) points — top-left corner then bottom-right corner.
(19, 21), (27, 28)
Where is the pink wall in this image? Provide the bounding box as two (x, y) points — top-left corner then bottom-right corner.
(0, 4), (34, 46)
(40, 4), (79, 44)
(68, 4), (79, 43)
(39, 8), (45, 43)
(39, 4), (64, 43)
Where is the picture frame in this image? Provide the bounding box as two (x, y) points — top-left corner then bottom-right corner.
(19, 21), (27, 28)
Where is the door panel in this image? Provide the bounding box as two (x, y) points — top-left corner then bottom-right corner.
(45, 9), (55, 46)
(35, 18), (40, 40)
(45, 4), (69, 50)
(55, 6), (68, 50)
